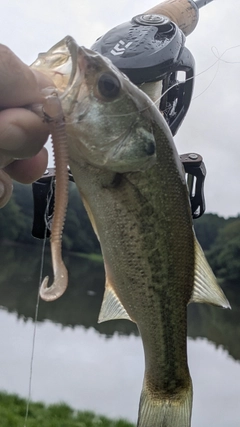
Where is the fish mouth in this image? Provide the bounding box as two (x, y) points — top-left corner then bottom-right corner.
(31, 36), (81, 104)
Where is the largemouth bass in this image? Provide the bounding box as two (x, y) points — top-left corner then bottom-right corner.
(32, 36), (230, 427)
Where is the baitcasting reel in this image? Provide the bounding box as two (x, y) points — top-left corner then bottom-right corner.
(92, 13), (195, 136)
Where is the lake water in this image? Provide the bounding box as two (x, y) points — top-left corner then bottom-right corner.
(0, 243), (240, 426)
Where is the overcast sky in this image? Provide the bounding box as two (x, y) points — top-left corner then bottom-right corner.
(1, 0), (240, 217)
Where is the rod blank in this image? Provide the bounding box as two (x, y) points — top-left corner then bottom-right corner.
(194, 0), (214, 8)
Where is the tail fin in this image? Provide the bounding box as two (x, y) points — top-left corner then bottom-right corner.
(137, 378), (193, 427)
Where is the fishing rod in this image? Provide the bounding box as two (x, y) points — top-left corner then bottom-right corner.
(195, 0), (214, 8)
(32, 0), (213, 238)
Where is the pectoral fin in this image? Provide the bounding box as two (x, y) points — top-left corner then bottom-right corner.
(98, 276), (133, 323)
(190, 237), (230, 309)
(81, 196), (100, 240)
(79, 195), (132, 323)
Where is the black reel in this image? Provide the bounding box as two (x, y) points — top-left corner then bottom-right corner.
(92, 13), (195, 136)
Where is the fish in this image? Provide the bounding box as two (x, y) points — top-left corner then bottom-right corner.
(31, 36), (230, 427)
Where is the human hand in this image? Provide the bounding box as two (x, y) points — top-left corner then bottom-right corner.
(0, 43), (53, 184)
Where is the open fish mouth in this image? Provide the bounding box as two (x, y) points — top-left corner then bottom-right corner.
(31, 36), (80, 102)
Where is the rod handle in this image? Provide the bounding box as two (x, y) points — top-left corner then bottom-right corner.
(143, 0), (199, 36)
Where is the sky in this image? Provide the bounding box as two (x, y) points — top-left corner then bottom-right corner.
(1, 0), (240, 217)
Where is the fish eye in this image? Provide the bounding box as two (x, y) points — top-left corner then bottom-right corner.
(98, 73), (121, 99)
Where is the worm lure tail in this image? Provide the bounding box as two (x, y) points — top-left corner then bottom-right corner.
(39, 88), (69, 301)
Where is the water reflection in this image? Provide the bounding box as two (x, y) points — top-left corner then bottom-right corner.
(0, 244), (238, 359)
(0, 307), (239, 427)
(0, 244), (240, 426)
(0, 309), (143, 423)
(0, 244), (138, 337)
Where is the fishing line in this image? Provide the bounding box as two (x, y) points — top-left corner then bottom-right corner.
(191, 47), (221, 101)
(149, 44), (240, 110)
(24, 177), (54, 427)
(211, 43), (240, 64)
(141, 44), (240, 113)
(87, 44), (240, 119)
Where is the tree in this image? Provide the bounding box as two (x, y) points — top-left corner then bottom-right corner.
(207, 219), (240, 284)
(194, 213), (226, 251)
(0, 189), (27, 242)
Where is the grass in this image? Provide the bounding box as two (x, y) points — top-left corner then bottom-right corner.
(0, 392), (134, 427)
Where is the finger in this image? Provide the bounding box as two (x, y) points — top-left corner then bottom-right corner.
(0, 44), (53, 108)
(0, 108), (49, 162)
(4, 147), (48, 184)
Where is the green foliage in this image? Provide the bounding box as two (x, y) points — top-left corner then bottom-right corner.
(0, 188), (26, 242)
(207, 219), (240, 284)
(0, 181), (100, 253)
(1, 182), (240, 285)
(193, 213), (226, 250)
(193, 213), (240, 284)
(0, 391), (134, 427)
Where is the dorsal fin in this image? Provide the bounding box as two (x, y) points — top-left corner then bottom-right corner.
(190, 237), (230, 309)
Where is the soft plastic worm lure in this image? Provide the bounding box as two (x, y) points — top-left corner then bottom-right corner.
(39, 89), (69, 301)
(0, 170), (13, 208)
